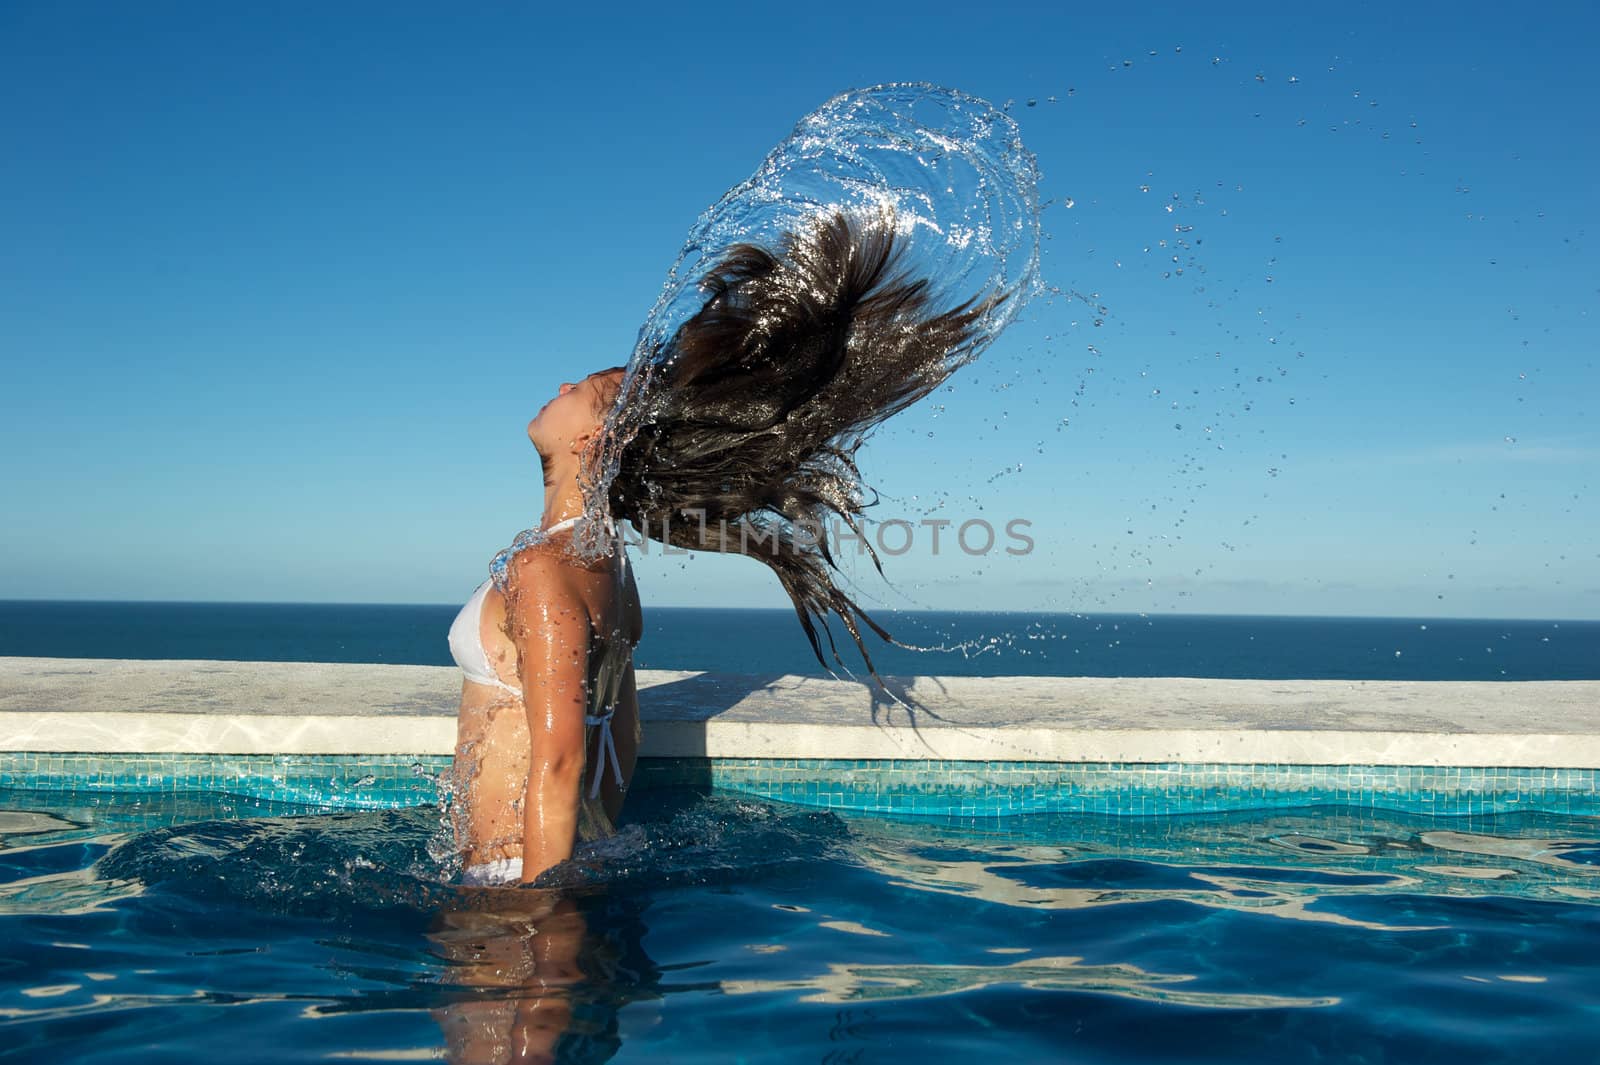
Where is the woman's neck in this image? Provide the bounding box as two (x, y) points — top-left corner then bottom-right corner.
(540, 460), (586, 530)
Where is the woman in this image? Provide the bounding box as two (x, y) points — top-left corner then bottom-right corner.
(448, 210), (996, 887)
(447, 366), (641, 887)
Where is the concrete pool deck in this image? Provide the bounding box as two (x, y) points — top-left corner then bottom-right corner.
(2, 656), (1599, 769)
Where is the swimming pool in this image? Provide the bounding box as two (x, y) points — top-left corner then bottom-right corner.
(2, 770), (1596, 1063)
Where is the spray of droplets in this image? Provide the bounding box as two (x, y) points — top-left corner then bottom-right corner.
(574, 83), (1044, 559)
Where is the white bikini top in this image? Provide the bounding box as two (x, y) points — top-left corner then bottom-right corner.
(447, 515), (632, 798)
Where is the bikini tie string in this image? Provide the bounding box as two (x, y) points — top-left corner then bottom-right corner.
(585, 708), (623, 800)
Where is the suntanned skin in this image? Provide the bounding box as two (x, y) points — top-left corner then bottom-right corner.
(451, 369), (640, 885)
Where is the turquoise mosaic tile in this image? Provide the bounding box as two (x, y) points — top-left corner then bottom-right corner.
(2, 753), (1598, 817)
(0, 753), (451, 809)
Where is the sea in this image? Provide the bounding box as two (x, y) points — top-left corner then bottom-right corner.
(0, 600), (1595, 681)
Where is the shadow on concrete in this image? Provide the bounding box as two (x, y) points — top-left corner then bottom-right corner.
(633, 672), (784, 799)
(633, 670), (959, 798)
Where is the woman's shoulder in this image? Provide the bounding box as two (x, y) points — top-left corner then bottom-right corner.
(490, 524), (577, 593)
(497, 539), (580, 598)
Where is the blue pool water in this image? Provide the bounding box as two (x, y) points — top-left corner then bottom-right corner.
(3, 786), (1597, 1062)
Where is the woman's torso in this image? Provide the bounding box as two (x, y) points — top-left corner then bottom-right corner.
(448, 526), (642, 857)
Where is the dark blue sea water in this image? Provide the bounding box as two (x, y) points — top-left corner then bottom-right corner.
(1, 600), (1595, 679)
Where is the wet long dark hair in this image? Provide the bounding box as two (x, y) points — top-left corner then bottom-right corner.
(598, 210), (1000, 676)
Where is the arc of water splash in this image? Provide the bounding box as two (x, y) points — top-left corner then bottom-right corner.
(577, 82), (1042, 558)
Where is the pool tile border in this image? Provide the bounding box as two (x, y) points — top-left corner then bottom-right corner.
(0, 753), (450, 810)
(3, 753), (1596, 818)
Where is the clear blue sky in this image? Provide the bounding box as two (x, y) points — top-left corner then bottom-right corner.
(2, 1), (1595, 618)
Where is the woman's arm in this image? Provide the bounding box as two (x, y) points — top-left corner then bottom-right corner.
(503, 551), (592, 884)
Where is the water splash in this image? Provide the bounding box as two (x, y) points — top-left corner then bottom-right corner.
(576, 82), (1043, 556)
(92, 795), (850, 914)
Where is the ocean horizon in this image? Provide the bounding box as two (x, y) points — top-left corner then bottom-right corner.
(2, 600), (1595, 682)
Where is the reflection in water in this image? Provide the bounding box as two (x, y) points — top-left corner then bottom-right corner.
(722, 953), (1338, 1009)
(426, 890), (665, 1065)
(0, 864), (145, 917)
(856, 839), (1442, 932)
(844, 807), (1600, 915)
(1419, 830), (1600, 872)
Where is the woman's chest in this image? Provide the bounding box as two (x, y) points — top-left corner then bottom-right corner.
(471, 576), (628, 684)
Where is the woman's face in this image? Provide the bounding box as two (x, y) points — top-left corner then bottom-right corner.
(526, 369), (620, 456)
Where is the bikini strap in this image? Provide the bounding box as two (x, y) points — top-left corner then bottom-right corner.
(584, 710), (624, 800)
